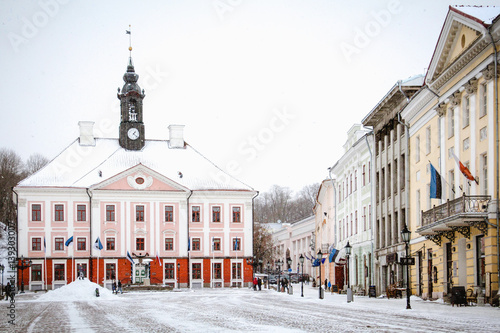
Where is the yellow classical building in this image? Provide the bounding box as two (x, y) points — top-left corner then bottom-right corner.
(401, 6), (499, 303)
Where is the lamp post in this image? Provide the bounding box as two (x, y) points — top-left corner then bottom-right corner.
(345, 241), (352, 302)
(401, 225), (412, 310)
(0, 264), (4, 298)
(287, 257), (292, 272)
(299, 254), (304, 297)
(18, 256), (32, 293)
(177, 263), (181, 289)
(317, 249), (323, 299)
(267, 262), (271, 289)
(276, 259), (283, 292)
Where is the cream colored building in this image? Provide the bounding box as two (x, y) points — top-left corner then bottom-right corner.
(401, 7), (500, 302)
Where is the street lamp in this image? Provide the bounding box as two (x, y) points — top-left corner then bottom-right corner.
(276, 259), (283, 292)
(177, 263), (181, 289)
(287, 257), (292, 271)
(345, 241), (352, 302)
(317, 249), (323, 299)
(0, 264), (4, 298)
(401, 225), (412, 310)
(18, 256), (32, 293)
(266, 262), (271, 289)
(299, 254), (304, 297)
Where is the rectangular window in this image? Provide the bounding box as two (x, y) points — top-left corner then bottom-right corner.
(369, 205), (372, 229)
(106, 263), (116, 280)
(106, 205), (115, 222)
(212, 206), (221, 222)
(449, 170), (455, 199)
(54, 204), (64, 221)
(481, 154), (488, 195)
(213, 238), (221, 251)
(463, 137), (470, 151)
(355, 211), (358, 234)
(416, 189), (421, 226)
(477, 235), (486, 288)
(32, 237), (41, 251)
(136, 205), (145, 222)
(362, 165), (366, 186)
(165, 206), (174, 222)
(31, 264), (42, 281)
(426, 126), (431, 155)
(480, 83), (488, 117)
(350, 174), (353, 194)
(463, 96), (470, 128)
(449, 109), (455, 138)
(400, 154), (405, 190)
(77, 237), (86, 251)
(55, 237), (64, 251)
(354, 171), (357, 191)
(480, 127), (487, 141)
(106, 237), (115, 251)
(350, 213), (353, 236)
(233, 238), (241, 251)
(165, 263), (174, 279)
(32, 204), (42, 221)
(192, 263), (202, 279)
(192, 206), (200, 222)
(437, 116), (442, 148)
(363, 207), (367, 231)
(232, 207), (241, 222)
(165, 238), (174, 251)
(136, 238), (145, 251)
(54, 264), (65, 280)
(415, 135), (420, 162)
(368, 161), (371, 183)
(232, 262), (242, 279)
(77, 205), (86, 222)
(339, 185), (342, 203)
(192, 238), (200, 251)
(213, 263), (222, 279)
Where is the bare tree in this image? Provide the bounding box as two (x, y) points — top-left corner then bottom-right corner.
(25, 153), (49, 176)
(0, 148), (25, 224)
(253, 222), (277, 272)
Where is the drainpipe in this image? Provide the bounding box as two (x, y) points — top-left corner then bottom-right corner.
(364, 133), (375, 286)
(251, 191), (259, 278)
(186, 190), (193, 289)
(327, 168), (336, 286)
(487, 27), (500, 292)
(86, 189), (93, 282)
(12, 187), (19, 287)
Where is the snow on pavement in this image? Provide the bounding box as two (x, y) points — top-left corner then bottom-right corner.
(1, 284), (500, 332)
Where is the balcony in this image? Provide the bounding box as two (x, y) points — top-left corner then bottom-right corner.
(417, 194), (490, 246)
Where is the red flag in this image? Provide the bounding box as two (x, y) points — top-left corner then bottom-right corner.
(451, 151), (478, 184)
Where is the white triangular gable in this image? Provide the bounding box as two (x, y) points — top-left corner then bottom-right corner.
(91, 163), (190, 192)
(426, 7), (488, 84)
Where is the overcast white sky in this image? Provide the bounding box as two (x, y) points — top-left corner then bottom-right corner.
(1, 0), (498, 193)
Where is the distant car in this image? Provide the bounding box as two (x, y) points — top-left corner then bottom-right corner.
(268, 275), (277, 284)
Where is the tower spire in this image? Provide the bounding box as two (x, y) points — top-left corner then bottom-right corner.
(126, 24), (132, 59)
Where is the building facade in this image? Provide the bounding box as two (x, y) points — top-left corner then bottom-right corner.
(362, 76), (424, 295)
(328, 124), (374, 293)
(15, 56), (257, 291)
(401, 7), (500, 301)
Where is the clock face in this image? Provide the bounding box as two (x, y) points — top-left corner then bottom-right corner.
(127, 128), (140, 140)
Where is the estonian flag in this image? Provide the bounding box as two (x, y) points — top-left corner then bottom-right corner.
(65, 236), (74, 247)
(127, 251), (135, 265)
(329, 249), (339, 263)
(188, 238), (190, 252)
(93, 237), (103, 251)
(233, 237), (239, 251)
(430, 163), (443, 199)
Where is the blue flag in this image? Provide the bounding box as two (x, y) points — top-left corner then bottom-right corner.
(329, 249), (339, 263)
(93, 237), (103, 251)
(65, 236), (74, 247)
(312, 259), (320, 267)
(234, 237), (239, 251)
(430, 163), (442, 199)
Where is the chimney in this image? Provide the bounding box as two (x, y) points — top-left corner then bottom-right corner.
(78, 121), (95, 146)
(168, 125), (185, 149)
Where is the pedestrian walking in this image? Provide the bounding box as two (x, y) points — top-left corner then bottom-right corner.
(112, 281), (117, 294)
(257, 278), (262, 291)
(117, 280), (123, 294)
(5, 282), (11, 301)
(253, 277), (258, 291)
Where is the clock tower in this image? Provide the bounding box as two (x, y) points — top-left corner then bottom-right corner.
(118, 57), (145, 150)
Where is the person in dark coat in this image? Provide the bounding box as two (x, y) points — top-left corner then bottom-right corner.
(117, 280), (123, 294)
(112, 281), (117, 294)
(5, 282), (11, 301)
(257, 278), (262, 291)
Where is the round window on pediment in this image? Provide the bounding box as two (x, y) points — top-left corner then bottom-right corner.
(136, 177), (145, 185)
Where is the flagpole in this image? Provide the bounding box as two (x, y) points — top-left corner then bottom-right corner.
(44, 251), (47, 291)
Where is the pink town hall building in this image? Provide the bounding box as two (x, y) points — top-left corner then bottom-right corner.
(14, 56), (257, 291)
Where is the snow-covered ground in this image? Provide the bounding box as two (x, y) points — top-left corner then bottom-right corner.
(1, 281), (499, 332)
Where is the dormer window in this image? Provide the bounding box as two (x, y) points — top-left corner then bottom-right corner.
(129, 103), (137, 121)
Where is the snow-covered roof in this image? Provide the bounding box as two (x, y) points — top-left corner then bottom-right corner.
(17, 138), (254, 192)
(451, 5), (500, 25)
